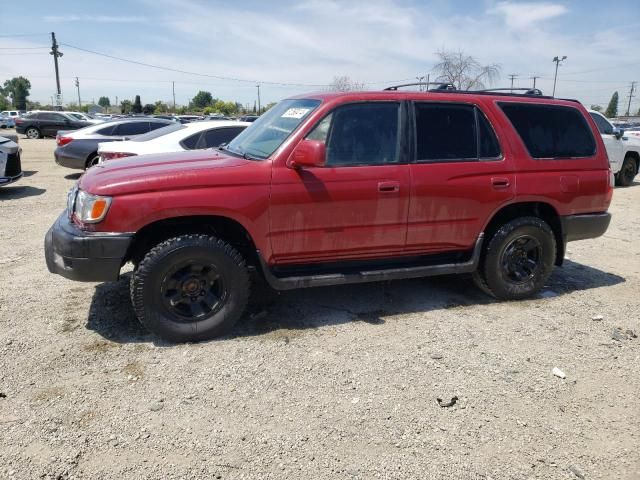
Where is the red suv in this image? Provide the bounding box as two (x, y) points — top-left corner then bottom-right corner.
(45, 88), (613, 342)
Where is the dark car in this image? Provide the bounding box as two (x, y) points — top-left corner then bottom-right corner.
(54, 118), (174, 170)
(15, 112), (92, 139)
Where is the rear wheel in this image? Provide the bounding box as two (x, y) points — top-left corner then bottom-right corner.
(130, 234), (250, 342)
(25, 127), (40, 139)
(473, 217), (556, 300)
(616, 155), (637, 187)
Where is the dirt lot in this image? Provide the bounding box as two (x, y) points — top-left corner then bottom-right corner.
(0, 133), (639, 480)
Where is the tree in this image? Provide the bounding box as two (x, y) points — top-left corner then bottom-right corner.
(590, 104), (603, 112)
(433, 50), (500, 90)
(132, 95), (142, 114)
(328, 75), (366, 92)
(605, 92), (619, 118)
(191, 90), (214, 109)
(0, 92), (9, 111)
(142, 103), (155, 115)
(98, 96), (111, 108)
(264, 102), (277, 112)
(3, 76), (31, 110)
(120, 99), (132, 114)
(154, 101), (169, 114)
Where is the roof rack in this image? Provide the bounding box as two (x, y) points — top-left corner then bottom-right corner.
(384, 82), (455, 91)
(383, 82), (555, 99)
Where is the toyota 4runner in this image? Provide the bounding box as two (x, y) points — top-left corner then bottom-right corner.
(45, 87), (613, 342)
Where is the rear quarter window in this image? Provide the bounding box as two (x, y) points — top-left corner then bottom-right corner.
(499, 103), (596, 159)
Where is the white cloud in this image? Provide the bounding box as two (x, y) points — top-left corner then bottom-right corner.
(489, 1), (568, 29)
(44, 15), (145, 23)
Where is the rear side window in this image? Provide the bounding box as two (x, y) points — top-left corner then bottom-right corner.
(148, 121), (170, 132)
(181, 132), (202, 150)
(414, 103), (501, 161)
(113, 122), (151, 136)
(499, 103), (596, 159)
(96, 124), (116, 135)
(198, 127), (246, 148)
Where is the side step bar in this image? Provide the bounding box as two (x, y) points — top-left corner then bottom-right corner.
(259, 234), (484, 291)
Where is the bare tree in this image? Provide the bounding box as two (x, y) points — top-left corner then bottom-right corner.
(433, 50), (501, 90)
(327, 76), (366, 92)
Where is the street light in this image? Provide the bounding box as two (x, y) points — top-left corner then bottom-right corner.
(552, 55), (567, 97)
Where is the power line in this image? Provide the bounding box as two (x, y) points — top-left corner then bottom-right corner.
(0, 33), (49, 37)
(59, 42), (330, 87)
(0, 46), (49, 50)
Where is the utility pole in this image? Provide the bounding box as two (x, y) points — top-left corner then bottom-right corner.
(256, 84), (261, 114)
(625, 81), (636, 116)
(75, 77), (81, 107)
(49, 32), (63, 107)
(508, 74), (517, 93)
(531, 76), (540, 89)
(172, 81), (176, 111)
(552, 55), (567, 97)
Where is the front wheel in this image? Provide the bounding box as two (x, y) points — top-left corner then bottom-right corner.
(25, 127), (41, 139)
(473, 217), (556, 300)
(615, 155), (637, 187)
(130, 234), (250, 342)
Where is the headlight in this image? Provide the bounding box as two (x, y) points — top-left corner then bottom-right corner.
(74, 189), (112, 223)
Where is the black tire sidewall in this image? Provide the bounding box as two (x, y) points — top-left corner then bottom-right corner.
(135, 237), (249, 342)
(618, 157), (636, 187)
(482, 218), (555, 300)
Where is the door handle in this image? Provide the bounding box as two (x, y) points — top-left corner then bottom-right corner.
(378, 181), (400, 193)
(491, 177), (510, 188)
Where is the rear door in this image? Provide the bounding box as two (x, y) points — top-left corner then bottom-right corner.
(38, 112), (68, 136)
(407, 101), (515, 254)
(589, 111), (623, 172)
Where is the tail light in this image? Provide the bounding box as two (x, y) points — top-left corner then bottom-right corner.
(57, 136), (73, 147)
(100, 151), (135, 161)
(15, 118), (24, 125)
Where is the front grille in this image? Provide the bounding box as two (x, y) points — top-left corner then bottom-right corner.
(5, 152), (22, 177)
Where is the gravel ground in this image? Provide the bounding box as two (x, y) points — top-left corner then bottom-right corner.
(1, 133), (639, 480)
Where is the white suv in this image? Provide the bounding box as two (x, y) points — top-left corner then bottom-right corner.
(589, 110), (640, 186)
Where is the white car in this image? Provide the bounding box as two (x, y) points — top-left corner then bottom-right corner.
(588, 110), (640, 186)
(0, 134), (22, 186)
(97, 120), (249, 161)
(0, 110), (20, 120)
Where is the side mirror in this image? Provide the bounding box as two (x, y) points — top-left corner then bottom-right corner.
(287, 139), (326, 169)
(613, 127), (624, 140)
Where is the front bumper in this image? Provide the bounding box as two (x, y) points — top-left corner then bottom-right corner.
(0, 172), (23, 186)
(561, 212), (611, 242)
(44, 211), (133, 282)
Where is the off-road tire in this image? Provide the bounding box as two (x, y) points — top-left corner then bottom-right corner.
(615, 155), (637, 187)
(130, 234), (250, 342)
(473, 217), (556, 300)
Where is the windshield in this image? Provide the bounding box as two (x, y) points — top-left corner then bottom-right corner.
(132, 122), (185, 142)
(225, 98), (321, 159)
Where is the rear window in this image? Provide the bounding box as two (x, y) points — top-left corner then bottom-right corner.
(113, 121), (151, 136)
(499, 103), (596, 159)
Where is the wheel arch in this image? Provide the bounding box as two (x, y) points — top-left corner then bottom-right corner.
(125, 215), (260, 269)
(482, 201), (564, 266)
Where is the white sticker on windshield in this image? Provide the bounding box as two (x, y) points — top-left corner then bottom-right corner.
(281, 108), (310, 119)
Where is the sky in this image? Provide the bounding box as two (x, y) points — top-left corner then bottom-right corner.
(1, 0), (639, 112)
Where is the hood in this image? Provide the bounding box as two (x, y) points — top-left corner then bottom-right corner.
(79, 149), (258, 196)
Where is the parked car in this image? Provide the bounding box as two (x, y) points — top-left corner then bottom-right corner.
(54, 118), (174, 170)
(45, 89), (613, 342)
(0, 110), (20, 120)
(0, 134), (22, 186)
(63, 112), (104, 124)
(15, 112), (92, 139)
(238, 115), (259, 122)
(588, 110), (640, 186)
(175, 115), (203, 124)
(0, 114), (15, 129)
(98, 120), (248, 161)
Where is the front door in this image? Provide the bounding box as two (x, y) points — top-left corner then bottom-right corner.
(589, 111), (624, 172)
(407, 102), (515, 254)
(270, 102), (410, 264)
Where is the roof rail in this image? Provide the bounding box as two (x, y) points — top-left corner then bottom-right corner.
(476, 88), (544, 95)
(384, 82), (456, 91)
